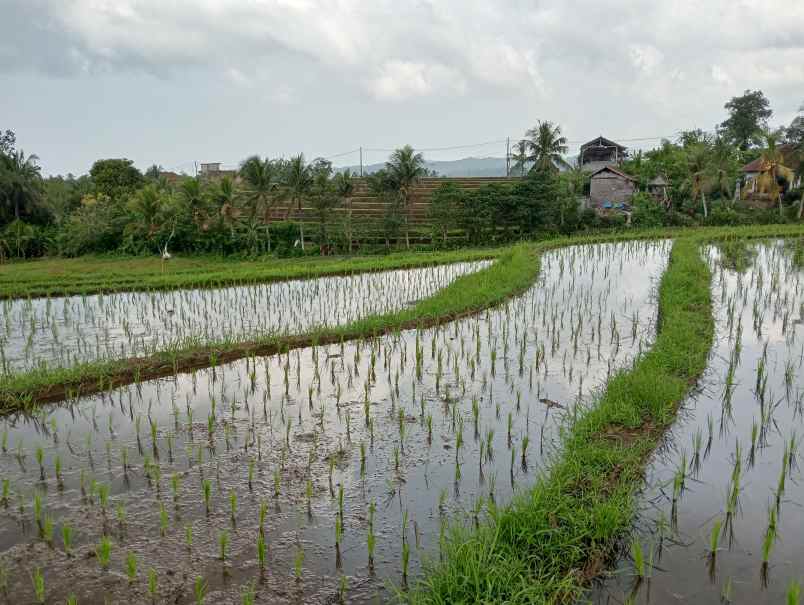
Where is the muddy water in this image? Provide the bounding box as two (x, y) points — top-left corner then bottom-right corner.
(0, 241), (669, 604)
(587, 239), (804, 605)
(0, 261), (489, 375)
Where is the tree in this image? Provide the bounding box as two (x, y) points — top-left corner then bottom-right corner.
(429, 183), (463, 246)
(0, 150), (43, 224)
(385, 145), (427, 249)
(510, 140), (528, 176)
(90, 159), (144, 202)
(332, 170), (356, 252)
(525, 121), (569, 173)
(0, 129), (15, 156)
(307, 159), (340, 249)
(756, 130), (795, 217)
(719, 90), (772, 150)
(683, 143), (711, 218)
(284, 154), (314, 252)
(239, 156), (281, 251)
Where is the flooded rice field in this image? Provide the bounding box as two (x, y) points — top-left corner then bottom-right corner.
(588, 239), (804, 605)
(0, 262), (488, 375)
(0, 241), (669, 604)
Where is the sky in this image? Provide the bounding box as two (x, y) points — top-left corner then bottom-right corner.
(2, 0), (803, 176)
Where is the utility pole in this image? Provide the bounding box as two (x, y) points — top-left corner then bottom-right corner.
(505, 137), (510, 177)
(359, 147), (363, 177)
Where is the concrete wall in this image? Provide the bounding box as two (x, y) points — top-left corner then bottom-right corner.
(589, 173), (636, 206)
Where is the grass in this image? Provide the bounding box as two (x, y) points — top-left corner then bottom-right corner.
(2, 225), (803, 412)
(0, 247), (508, 299)
(404, 236), (715, 604)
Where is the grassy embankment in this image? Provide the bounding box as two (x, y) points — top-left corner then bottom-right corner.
(1, 224), (803, 414)
(405, 236), (717, 603)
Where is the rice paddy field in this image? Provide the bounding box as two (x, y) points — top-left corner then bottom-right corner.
(0, 240), (669, 603)
(0, 262), (488, 374)
(589, 238), (804, 605)
(1, 229), (803, 605)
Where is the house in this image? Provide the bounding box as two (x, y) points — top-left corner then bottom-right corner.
(579, 136), (628, 172)
(589, 165), (638, 209)
(647, 175), (669, 206)
(740, 144), (801, 201)
(199, 162), (238, 180)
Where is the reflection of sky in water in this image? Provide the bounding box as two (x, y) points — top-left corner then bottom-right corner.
(0, 261), (488, 374)
(590, 239), (804, 605)
(0, 240), (670, 604)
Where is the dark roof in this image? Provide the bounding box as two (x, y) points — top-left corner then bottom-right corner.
(589, 165), (637, 182)
(580, 136), (627, 152)
(742, 144), (801, 173)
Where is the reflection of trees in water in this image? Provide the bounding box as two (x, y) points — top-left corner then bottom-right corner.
(783, 237), (804, 270)
(714, 239), (757, 273)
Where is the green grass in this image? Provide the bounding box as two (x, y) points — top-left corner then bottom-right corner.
(404, 237), (715, 604)
(0, 247), (507, 299)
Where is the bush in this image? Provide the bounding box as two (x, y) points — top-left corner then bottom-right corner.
(630, 192), (666, 228)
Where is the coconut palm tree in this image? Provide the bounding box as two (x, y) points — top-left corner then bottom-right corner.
(683, 143), (711, 218)
(239, 156), (281, 251)
(757, 130), (795, 217)
(0, 150), (42, 223)
(525, 121), (569, 173)
(285, 154), (314, 251)
(510, 140), (528, 176)
(708, 137), (738, 207)
(333, 169), (356, 252)
(385, 145), (426, 249)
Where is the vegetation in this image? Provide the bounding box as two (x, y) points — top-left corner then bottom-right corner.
(1, 92), (801, 264)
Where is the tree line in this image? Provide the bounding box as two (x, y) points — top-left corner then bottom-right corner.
(1, 90), (802, 260)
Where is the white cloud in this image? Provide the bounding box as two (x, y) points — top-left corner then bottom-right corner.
(368, 60), (467, 101)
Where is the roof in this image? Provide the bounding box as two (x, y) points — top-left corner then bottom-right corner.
(580, 136), (627, 152)
(742, 144), (801, 173)
(648, 175), (668, 186)
(589, 165), (637, 182)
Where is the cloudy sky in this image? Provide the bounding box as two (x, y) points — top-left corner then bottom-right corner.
(2, 0), (803, 176)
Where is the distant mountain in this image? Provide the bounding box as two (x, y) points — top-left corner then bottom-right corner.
(338, 156), (510, 178)
(337, 155), (579, 177)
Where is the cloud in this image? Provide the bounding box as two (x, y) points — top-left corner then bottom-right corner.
(368, 61), (466, 101)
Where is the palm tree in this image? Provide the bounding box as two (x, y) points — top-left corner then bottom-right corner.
(333, 169), (356, 252)
(285, 154), (313, 251)
(510, 140), (528, 176)
(239, 156), (280, 251)
(525, 121), (569, 173)
(385, 145), (426, 249)
(0, 150), (42, 222)
(684, 143), (711, 218)
(708, 137), (738, 206)
(211, 176), (239, 235)
(757, 131), (795, 217)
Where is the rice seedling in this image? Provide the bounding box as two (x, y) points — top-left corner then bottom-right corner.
(202, 478), (212, 514)
(96, 536), (112, 570)
(159, 502), (169, 536)
(35, 445), (44, 480)
(194, 576), (207, 605)
(631, 536), (646, 581)
(62, 522), (73, 554)
(788, 580), (801, 605)
(185, 524), (193, 549)
(257, 531), (266, 570)
(242, 581), (256, 605)
(294, 545), (304, 582)
(219, 529), (229, 562)
(148, 568), (158, 601)
(125, 552), (137, 583)
(31, 567), (45, 604)
(42, 515), (54, 545)
(229, 489), (237, 523)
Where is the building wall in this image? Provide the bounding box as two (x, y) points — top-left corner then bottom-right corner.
(589, 174), (636, 206)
